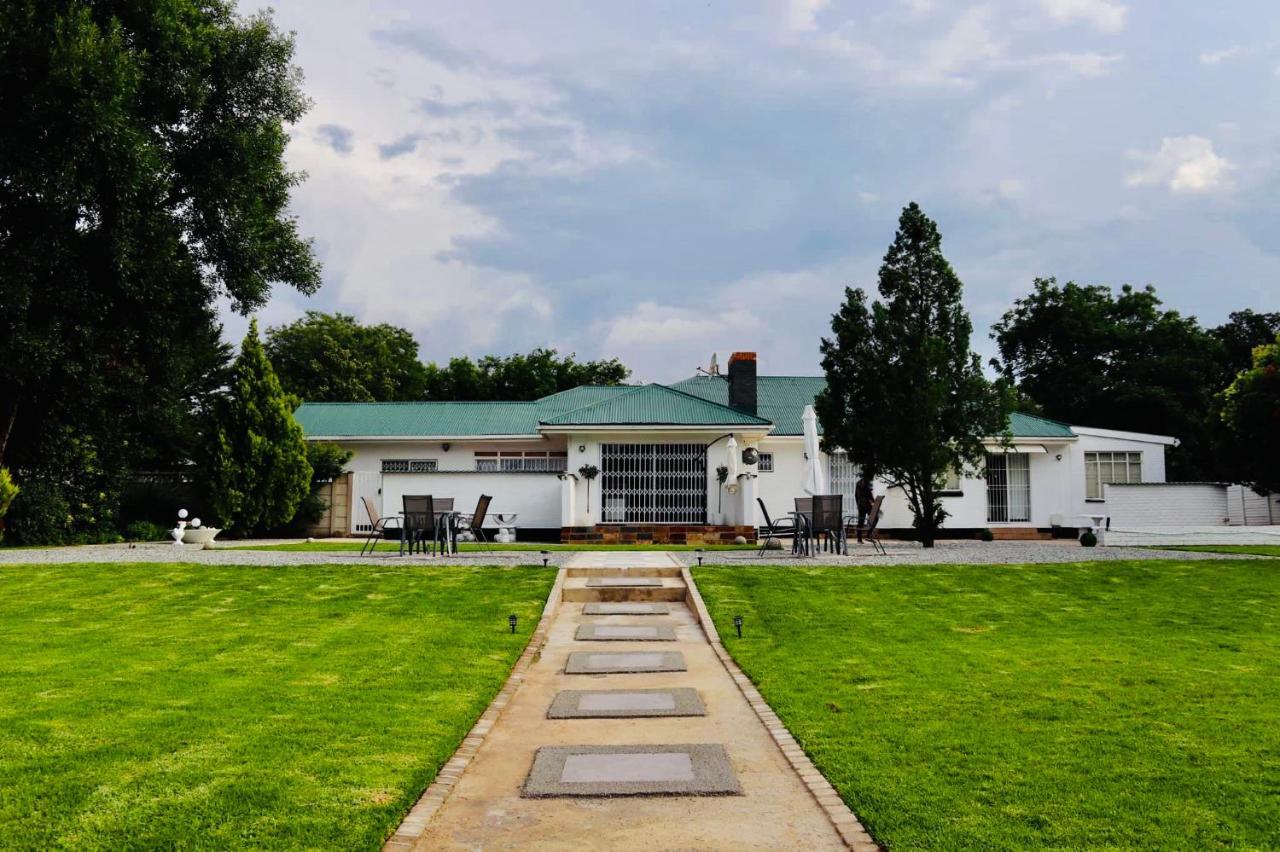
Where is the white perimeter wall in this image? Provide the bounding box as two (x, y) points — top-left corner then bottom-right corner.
(1104, 484), (1228, 528)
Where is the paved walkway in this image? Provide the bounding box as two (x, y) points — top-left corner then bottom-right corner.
(401, 551), (848, 850)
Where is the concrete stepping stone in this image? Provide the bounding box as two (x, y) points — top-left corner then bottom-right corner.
(585, 577), (663, 588)
(564, 650), (686, 674)
(547, 688), (706, 719)
(522, 744), (740, 797)
(575, 623), (677, 641)
(582, 602), (670, 615)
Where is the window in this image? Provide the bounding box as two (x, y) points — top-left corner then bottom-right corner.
(381, 458), (437, 473)
(757, 452), (774, 472)
(986, 453), (1030, 522)
(474, 451), (567, 472)
(938, 468), (962, 494)
(828, 451), (859, 507)
(1084, 451), (1142, 500)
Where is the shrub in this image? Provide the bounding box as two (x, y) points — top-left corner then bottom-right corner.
(1080, 529), (1098, 547)
(123, 520), (171, 542)
(5, 479), (72, 546)
(288, 443), (353, 530)
(979, 529), (994, 542)
(0, 468), (17, 518)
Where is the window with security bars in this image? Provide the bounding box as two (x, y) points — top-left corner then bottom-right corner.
(828, 451), (859, 506)
(600, 443), (707, 524)
(381, 459), (438, 473)
(986, 453), (1030, 522)
(474, 452), (567, 472)
(1084, 451), (1141, 500)
(757, 452), (774, 472)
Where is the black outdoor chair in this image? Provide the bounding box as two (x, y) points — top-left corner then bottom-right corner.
(861, 495), (887, 555)
(433, 497), (457, 555)
(812, 494), (847, 555)
(457, 495), (493, 549)
(757, 498), (801, 556)
(401, 495), (435, 556)
(359, 495), (401, 556)
(794, 497), (815, 556)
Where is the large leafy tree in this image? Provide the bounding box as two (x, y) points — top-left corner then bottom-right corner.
(0, 0), (318, 536)
(265, 312), (429, 401)
(423, 348), (631, 401)
(1220, 335), (1280, 495)
(990, 282), (1272, 480)
(202, 320), (312, 535)
(818, 203), (1013, 547)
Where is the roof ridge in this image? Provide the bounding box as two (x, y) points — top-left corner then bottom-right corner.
(538, 384), (652, 424)
(649, 382), (772, 424)
(1013, 410), (1074, 428)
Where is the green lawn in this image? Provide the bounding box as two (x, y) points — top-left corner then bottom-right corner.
(1158, 544), (1280, 558)
(0, 562), (554, 850)
(695, 561), (1280, 849)
(228, 541), (754, 553)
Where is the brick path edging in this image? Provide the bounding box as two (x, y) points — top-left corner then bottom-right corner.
(681, 567), (882, 852)
(383, 567), (568, 851)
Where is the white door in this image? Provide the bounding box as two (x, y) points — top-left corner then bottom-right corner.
(350, 472), (383, 533)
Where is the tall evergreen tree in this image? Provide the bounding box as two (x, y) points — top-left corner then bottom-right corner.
(202, 321), (312, 535)
(1220, 334), (1280, 495)
(818, 203), (1013, 547)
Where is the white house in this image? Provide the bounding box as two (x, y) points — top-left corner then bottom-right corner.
(295, 352), (1178, 542)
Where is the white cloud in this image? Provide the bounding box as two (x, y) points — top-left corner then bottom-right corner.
(1125, 135), (1235, 194)
(1200, 45), (1243, 65)
(1041, 0), (1127, 34)
(786, 0), (830, 32)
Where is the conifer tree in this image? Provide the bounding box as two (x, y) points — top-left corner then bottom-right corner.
(203, 320), (312, 535)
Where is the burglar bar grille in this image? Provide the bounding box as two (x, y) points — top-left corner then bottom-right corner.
(600, 443), (707, 524)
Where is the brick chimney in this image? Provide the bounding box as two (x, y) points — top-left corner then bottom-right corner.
(727, 352), (757, 415)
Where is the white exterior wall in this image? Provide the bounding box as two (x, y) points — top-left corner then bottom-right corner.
(329, 437), (567, 531)
(1104, 484), (1228, 528)
(1063, 430), (1171, 521)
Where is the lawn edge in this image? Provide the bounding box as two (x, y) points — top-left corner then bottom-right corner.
(682, 566), (881, 852)
(383, 566), (567, 851)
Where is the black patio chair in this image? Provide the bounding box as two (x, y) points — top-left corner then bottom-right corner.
(359, 496), (401, 556)
(433, 497), (456, 554)
(794, 497), (816, 556)
(812, 494), (847, 554)
(401, 495), (435, 556)
(457, 495), (493, 550)
(862, 495), (887, 555)
(757, 498), (802, 556)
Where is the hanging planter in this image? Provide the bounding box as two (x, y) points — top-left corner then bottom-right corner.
(716, 465), (729, 514)
(578, 464), (599, 517)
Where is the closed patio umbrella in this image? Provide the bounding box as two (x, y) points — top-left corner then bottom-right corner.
(724, 436), (739, 482)
(802, 405), (827, 495)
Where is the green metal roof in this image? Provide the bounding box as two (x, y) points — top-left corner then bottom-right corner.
(540, 383), (772, 427)
(670, 375), (826, 435)
(1006, 412), (1076, 439)
(295, 377), (1078, 440)
(295, 401), (541, 437)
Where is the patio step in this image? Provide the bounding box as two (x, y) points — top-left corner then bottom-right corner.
(564, 565), (683, 578)
(561, 575), (688, 603)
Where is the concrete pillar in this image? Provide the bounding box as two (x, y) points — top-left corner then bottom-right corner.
(737, 473), (758, 530)
(558, 474), (577, 528)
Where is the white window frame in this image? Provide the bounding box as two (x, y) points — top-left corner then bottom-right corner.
(757, 452), (774, 472)
(1084, 451), (1142, 501)
(939, 468), (962, 495)
(381, 458), (438, 473)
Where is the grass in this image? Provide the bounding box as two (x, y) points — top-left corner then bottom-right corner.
(695, 560), (1280, 849)
(1157, 544), (1280, 558)
(227, 541), (755, 553)
(0, 562), (554, 850)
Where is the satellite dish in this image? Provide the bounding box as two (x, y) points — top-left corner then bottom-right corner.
(708, 352), (719, 375)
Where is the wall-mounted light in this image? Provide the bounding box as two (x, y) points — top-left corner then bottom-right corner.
(578, 445), (586, 453)
(1055, 453), (1063, 461)
(442, 442), (451, 452)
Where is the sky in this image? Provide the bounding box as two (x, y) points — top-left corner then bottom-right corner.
(227, 0), (1280, 382)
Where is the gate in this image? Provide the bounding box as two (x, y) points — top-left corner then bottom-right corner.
(600, 443), (706, 524)
(349, 471), (383, 533)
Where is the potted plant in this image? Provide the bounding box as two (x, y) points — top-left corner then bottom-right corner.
(578, 464), (599, 517)
(716, 465), (729, 518)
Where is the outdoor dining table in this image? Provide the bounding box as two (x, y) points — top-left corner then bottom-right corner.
(397, 507), (462, 555)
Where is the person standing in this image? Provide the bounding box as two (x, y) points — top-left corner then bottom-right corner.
(855, 469), (874, 543)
